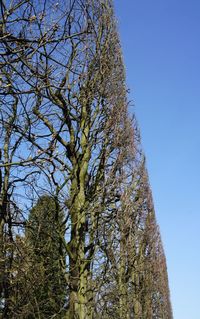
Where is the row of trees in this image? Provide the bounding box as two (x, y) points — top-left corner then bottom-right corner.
(0, 0), (173, 318)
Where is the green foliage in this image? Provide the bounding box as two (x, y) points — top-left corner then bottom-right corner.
(25, 195), (67, 318)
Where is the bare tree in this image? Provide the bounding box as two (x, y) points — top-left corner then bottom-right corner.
(0, 1), (173, 319)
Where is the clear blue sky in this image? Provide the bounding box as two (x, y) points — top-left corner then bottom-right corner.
(114, 1), (200, 318)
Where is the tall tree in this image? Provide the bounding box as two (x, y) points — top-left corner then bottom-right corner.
(0, 1), (173, 319)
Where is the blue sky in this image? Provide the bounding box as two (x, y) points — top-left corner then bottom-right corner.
(114, 1), (200, 318)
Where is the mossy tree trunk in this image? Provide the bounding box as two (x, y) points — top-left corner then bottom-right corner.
(67, 101), (91, 319)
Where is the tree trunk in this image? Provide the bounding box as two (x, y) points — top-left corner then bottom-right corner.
(0, 218), (5, 300)
(67, 203), (89, 319)
(119, 237), (130, 319)
(67, 144), (91, 318)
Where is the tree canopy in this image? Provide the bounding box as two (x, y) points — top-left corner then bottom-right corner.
(0, 1), (173, 318)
